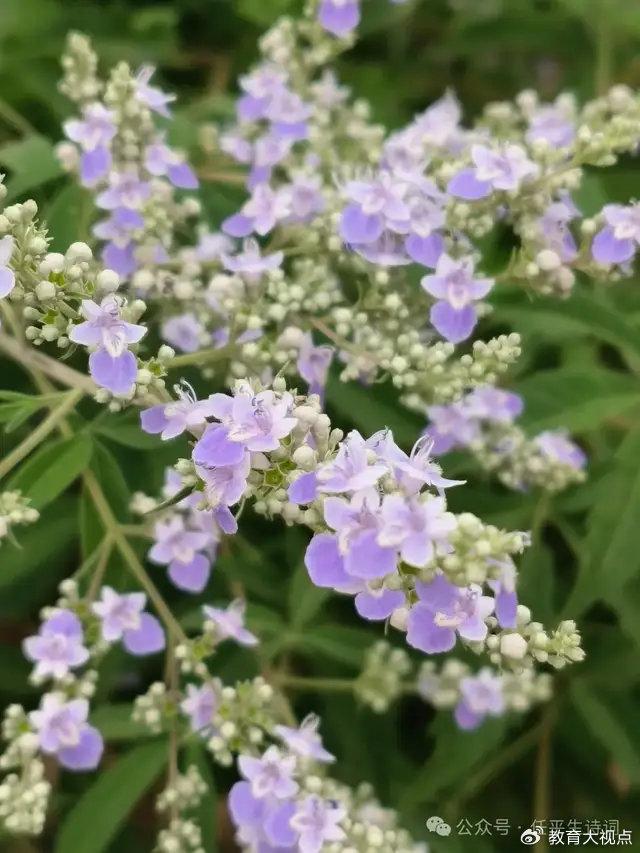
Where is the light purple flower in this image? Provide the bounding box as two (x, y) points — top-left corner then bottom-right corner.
(29, 694), (103, 771)
(161, 313), (204, 353)
(274, 714), (335, 763)
(454, 668), (505, 730)
(340, 172), (409, 245)
(464, 386), (524, 423)
(367, 430), (464, 492)
(22, 610), (89, 681)
(96, 169), (151, 211)
(297, 334), (333, 398)
(290, 795), (346, 853)
(238, 746), (298, 800)
(135, 66), (176, 117)
(285, 176), (325, 222)
(221, 238), (283, 280)
(526, 104), (575, 149)
(145, 140), (198, 189)
(92, 586), (165, 656)
(203, 599), (258, 646)
(69, 295), (146, 357)
(194, 386), (296, 460)
(421, 254), (493, 343)
(149, 516), (210, 567)
(64, 103), (116, 185)
(378, 494), (455, 568)
(141, 383), (218, 440)
(488, 558), (518, 629)
(425, 400), (481, 454)
(223, 183), (291, 238)
(354, 586), (405, 621)
(323, 491), (397, 580)
(592, 203), (640, 265)
(180, 683), (218, 733)
(406, 574), (494, 654)
(535, 430), (586, 470)
(0, 236), (16, 298)
(448, 143), (539, 199)
(537, 196), (579, 262)
(318, 0), (361, 36)
(196, 454), (251, 508)
(316, 430), (388, 493)
(304, 532), (363, 593)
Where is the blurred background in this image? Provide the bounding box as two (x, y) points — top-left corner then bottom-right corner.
(2, 1), (640, 851)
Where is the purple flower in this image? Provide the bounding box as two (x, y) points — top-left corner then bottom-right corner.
(149, 516), (211, 572)
(223, 183), (291, 238)
(160, 313), (204, 353)
(290, 795), (346, 853)
(488, 558), (518, 629)
(141, 383), (219, 441)
(29, 694), (103, 771)
(274, 714), (335, 763)
(448, 143), (538, 199)
(238, 746), (298, 800)
(0, 236), (16, 297)
(535, 430), (586, 470)
(196, 454), (251, 508)
(526, 104), (575, 149)
(304, 532), (363, 593)
(318, 0), (361, 36)
(193, 386), (296, 460)
(194, 231), (235, 262)
(203, 599), (258, 646)
(221, 238), (283, 280)
(464, 386), (524, 423)
(425, 400), (481, 454)
(22, 610), (89, 680)
(592, 203), (640, 265)
(367, 430), (464, 492)
(316, 430), (388, 493)
(180, 683), (218, 733)
(135, 66), (176, 117)
(91, 586), (165, 656)
(288, 471), (318, 505)
(69, 295), (146, 395)
(537, 197), (579, 262)
(378, 494), (455, 568)
(96, 169), (151, 212)
(297, 334), (333, 398)
(64, 103), (116, 185)
(406, 574), (494, 654)
(421, 254), (493, 343)
(323, 491), (397, 580)
(145, 140), (198, 189)
(285, 176), (325, 222)
(340, 172), (409, 245)
(454, 669), (505, 730)
(70, 296), (145, 356)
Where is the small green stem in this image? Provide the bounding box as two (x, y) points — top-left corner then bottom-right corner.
(169, 343), (237, 369)
(0, 329), (96, 394)
(0, 388), (84, 480)
(275, 674), (356, 693)
(82, 468), (188, 644)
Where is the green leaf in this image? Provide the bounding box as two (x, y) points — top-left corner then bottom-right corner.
(0, 134), (62, 200)
(297, 625), (373, 668)
(400, 714), (508, 808)
(570, 681), (640, 786)
(517, 541), (555, 625)
(44, 183), (93, 250)
(0, 390), (62, 432)
(93, 410), (164, 450)
(8, 432), (93, 509)
(90, 705), (154, 742)
(288, 562), (330, 629)
(55, 741), (167, 853)
(565, 428), (640, 614)
(518, 368), (640, 433)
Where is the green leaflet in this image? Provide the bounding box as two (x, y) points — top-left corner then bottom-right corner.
(55, 740), (167, 853)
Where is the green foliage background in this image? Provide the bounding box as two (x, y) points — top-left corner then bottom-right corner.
(2, 0), (640, 850)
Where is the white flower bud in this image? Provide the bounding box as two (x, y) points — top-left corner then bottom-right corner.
(500, 633), (528, 659)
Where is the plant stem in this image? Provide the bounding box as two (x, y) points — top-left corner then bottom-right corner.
(533, 705), (556, 851)
(169, 343), (237, 369)
(0, 387), (84, 480)
(0, 329), (97, 394)
(275, 674), (355, 693)
(82, 468), (188, 644)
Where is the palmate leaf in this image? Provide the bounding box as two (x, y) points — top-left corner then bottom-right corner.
(55, 740), (167, 853)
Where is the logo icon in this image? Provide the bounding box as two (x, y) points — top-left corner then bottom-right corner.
(426, 816), (452, 836)
(520, 826), (543, 846)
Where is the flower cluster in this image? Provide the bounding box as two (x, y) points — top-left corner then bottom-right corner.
(425, 385), (586, 491)
(0, 491), (39, 545)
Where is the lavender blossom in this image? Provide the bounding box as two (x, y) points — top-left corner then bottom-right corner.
(92, 586), (165, 655)
(22, 610), (89, 681)
(0, 235), (15, 298)
(421, 254), (493, 343)
(454, 669), (505, 730)
(29, 694), (103, 771)
(202, 599), (258, 646)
